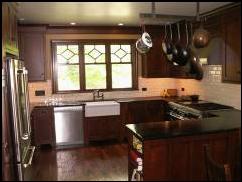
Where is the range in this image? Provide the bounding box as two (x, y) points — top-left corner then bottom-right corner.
(167, 100), (233, 120)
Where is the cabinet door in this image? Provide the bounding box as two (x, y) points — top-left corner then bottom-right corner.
(141, 26), (170, 78)
(86, 116), (120, 141)
(31, 107), (55, 146)
(222, 7), (241, 83)
(145, 100), (165, 122)
(19, 27), (46, 81)
(2, 2), (19, 56)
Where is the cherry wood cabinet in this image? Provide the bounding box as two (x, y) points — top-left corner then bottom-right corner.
(84, 116), (121, 143)
(31, 106), (55, 147)
(2, 2), (19, 56)
(127, 130), (240, 181)
(120, 100), (165, 141)
(141, 26), (170, 78)
(18, 26), (46, 81)
(221, 5), (241, 83)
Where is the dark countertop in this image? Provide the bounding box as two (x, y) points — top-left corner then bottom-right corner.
(126, 109), (241, 141)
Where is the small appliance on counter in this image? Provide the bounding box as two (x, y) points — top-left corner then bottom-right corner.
(161, 89), (177, 97)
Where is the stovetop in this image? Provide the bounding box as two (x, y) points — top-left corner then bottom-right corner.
(176, 100), (233, 111)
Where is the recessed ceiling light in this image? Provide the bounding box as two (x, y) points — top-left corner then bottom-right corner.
(118, 23), (124, 26)
(70, 22), (76, 25)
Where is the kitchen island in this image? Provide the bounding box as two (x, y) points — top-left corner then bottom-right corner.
(126, 109), (241, 181)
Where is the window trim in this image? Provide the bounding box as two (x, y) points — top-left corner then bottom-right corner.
(51, 39), (138, 94)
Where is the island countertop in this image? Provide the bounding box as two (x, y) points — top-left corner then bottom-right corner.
(126, 109), (241, 141)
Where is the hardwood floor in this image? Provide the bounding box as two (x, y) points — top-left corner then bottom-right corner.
(25, 143), (128, 181)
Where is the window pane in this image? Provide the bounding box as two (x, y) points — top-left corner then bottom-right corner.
(84, 45), (105, 63)
(57, 44), (79, 64)
(68, 45), (78, 54)
(85, 65), (106, 89)
(57, 65), (80, 91)
(57, 45), (67, 54)
(112, 64), (132, 88)
(111, 44), (131, 63)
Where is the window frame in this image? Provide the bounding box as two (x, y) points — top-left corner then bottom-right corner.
(52, 39), (138, 94)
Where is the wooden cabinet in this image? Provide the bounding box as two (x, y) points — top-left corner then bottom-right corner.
(127, 130), (240, 181)
(120, 100), (165, 141)
(221, 5), (241, 83)
(18, 26), (46, 81)
(141, 26), (171, 78)
(85, 116), (121, 143)
(2, 2), (19, 56)
(31, 106), (55, 147)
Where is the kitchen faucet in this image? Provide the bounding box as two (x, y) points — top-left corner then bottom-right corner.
(93, 89), (104, 101)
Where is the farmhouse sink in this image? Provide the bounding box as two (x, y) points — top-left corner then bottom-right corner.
(85, 101), (120, 117)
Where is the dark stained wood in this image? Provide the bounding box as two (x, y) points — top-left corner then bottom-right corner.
(46, 25), (141, 34)
(2, 2), (19, 56)
(127, 130), (240, 181)
(25, 143), (128, 181)
(141, 25), (171, 78)
(204, 144), (232, 181)
(221, 5), (241, 83)
(18, 26), (46, 81)
(119, 100), (165, 141)
(31, 107), (56, 147)
(85, 116), (121, 143)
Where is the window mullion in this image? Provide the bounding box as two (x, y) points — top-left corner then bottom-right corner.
(79, 43), (85, 91)
(106, 43), (112, 90)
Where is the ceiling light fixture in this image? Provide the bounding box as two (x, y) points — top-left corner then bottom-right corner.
(118, 23), (124, 26)
(70, 22), (76, 25)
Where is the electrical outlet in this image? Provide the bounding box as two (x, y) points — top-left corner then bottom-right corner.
(181, 88), (185, 91)
(35, 90), (45, 96)
(142, 88), (147, 91)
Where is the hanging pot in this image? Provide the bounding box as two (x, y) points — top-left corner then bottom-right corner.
(166, 24), (174, 62)
(171, 23), (183, 65)
(192, 2), (210, 48)
(136, 32), (153, 54)
(188, 22), (203, 80)
(179, 22), (190, 66)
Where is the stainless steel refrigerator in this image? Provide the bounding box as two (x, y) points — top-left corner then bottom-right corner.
(5, 58), (35, 181)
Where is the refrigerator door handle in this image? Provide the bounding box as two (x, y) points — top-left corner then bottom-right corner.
(23, 146), (35, 168)
(23, 67), (31, 136)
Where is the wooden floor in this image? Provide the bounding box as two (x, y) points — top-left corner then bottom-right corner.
(25, 142), (128, 181)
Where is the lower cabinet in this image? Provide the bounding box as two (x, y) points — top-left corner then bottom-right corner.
(84, 115), (121, 143)
(127, 130), (240, 181)
(120, 100), (165, 141)
(31, 106), (55, 147)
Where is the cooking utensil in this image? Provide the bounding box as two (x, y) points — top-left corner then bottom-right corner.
(166, 24), (174, 62)
(172, 23), (183, 65)
(188, 22), (203, 80)
(192, 2), (210, 48)
(162, 24), (168, 54)
(179, 22), (190, 66)
(136, 31), (153, 54)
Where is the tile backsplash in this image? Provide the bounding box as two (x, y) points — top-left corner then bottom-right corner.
(176, 65), (241, 110)
(28, 65), (241, 110)
(28, 77), (177, 103)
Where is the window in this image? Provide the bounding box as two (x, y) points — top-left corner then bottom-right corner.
(52, 40), (137, 93)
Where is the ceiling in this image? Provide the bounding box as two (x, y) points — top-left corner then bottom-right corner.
(17, 2), (232, 26)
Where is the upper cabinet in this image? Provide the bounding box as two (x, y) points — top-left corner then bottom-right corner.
(2, 2), (19, 57)
(141, 26), (171, 78)
(221, 5), (241, 83)
(18, 26), (46, 81)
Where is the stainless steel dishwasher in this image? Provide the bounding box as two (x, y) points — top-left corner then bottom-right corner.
(54, 106), (84, 147)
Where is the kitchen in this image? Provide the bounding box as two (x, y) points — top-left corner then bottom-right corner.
(2, 2), (241, 181)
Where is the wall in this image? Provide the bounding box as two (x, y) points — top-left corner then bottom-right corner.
(28, 33), (241, 110)
(28, 33), (177, 103)
(176, 65), (241, 110)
